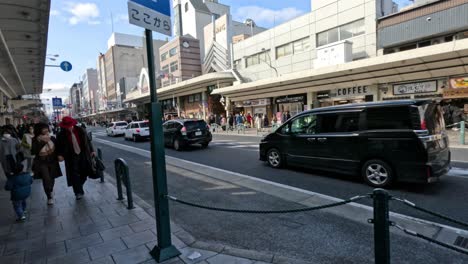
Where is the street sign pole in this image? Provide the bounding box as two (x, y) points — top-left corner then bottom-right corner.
(145, 29), (181, 262)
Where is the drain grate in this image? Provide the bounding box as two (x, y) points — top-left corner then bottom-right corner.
(454, 236), (468, 249)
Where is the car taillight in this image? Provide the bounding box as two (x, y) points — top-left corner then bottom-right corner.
(136, 129), (140, 133)
(181, 126), (187, 135)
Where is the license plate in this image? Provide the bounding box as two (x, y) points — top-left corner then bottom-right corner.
(195, 131), (202, 136)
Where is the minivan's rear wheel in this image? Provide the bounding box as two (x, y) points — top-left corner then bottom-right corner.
(267, 148), (283, 168)
(173, 138), (181, 151)
(362, 160), (394, 188)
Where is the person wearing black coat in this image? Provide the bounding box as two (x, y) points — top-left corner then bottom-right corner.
(56, 117), (95, 200)
(31, 123), (62, 205)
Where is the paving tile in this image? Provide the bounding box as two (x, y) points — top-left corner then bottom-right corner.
(122, 230), (157, 249)
(4, 235), (46, 255)
(206, 254), (253, 264)
(46, 229), (81, 245)
(0, 251), (24, 264)
(0, 225), (12, 236)
(66, 233), (103, 252)
(88, 238), (127, 260)
(85, 256), (115, 264)
(24, 241), (66, 263)
(129, 218), (155, 233)
(107, 214), (140, 228)
(111, 244), (152, 264)
(47, 248), (91, 264)
(78, 221), (112, 236)
(178, 247), (218, 264)
(99, 225), (134, 241)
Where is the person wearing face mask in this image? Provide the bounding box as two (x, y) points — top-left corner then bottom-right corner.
(56, 117), (95, 200)
(31, 123), (62, 205)
(0, 128), (21, 177)
(21, 125), (35, 173)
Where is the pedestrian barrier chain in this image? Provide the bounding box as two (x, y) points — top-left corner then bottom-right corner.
(166, 189), (468, 262)
(166, 194), (369, 214)
(392, 197), (468, 228)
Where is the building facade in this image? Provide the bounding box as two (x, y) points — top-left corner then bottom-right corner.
(69, 82), (83, 118)
(210, 0), (468, 124)
(81, 68), (99, 115)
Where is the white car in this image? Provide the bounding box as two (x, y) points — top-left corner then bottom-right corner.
(124, 121), (150, 141)
(106, 121), (128, 137)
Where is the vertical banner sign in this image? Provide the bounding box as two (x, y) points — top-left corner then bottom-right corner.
(127, 0), (179, 262)
(128, 0), (172, 36)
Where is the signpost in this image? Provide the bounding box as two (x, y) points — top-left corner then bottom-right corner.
(52, 97), (63, 121)
(60, 61), (72, 72)
(127, 0), (180, 262)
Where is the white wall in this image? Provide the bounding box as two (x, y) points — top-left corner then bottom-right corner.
(234, 0), (380, 82)
(107, 33), (143, 49)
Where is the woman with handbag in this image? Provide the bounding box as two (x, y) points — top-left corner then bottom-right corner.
(31, 123), (62, 205)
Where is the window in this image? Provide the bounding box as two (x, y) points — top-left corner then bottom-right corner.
(185, 2), (189, 12)
(161, 52), (168, 61)
(317, 19), (365, 47)
(162, 65), (169, 74)
(276, 43), (293, 59)
(139, 122), (149, 128)
(290, 114), (317, 134)
(366, 107), (412, 130)
(170, 61), (178, 72)
(418, 41), (431, 48)
(188, 95), (194, 103)
(169, 47), (178, 57)
(318, 112), (360, 133)
(293, 37), (311, 54)
(245, 50), (269, 68)
(399, 44), (417, 51)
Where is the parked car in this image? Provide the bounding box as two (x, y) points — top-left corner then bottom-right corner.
(124, 121), (150, 142)
(163, 119), (212, 151)
(260, 100), (451, 188)
(106, 121), (128, 137)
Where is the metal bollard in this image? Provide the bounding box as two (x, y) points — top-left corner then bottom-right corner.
(98, 148), (104, 183)
(114, 158), (135, 209)
(461, 121), (465, 145)
(371, 189), (391, 264)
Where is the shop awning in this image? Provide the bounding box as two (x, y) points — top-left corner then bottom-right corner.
(125, 72), (235, 103)
(212, 39), (468, 102)
(0, 0), (50, 97)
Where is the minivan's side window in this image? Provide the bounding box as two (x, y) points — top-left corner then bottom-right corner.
(290, 114), (317, 134)
(366, 107), (412, 130)
(319, 112), (360, 133)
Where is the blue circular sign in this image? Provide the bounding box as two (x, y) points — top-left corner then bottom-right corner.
(60, 61), (72, 72)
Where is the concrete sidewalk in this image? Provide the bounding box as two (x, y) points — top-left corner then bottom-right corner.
(0, 176), (298, 264)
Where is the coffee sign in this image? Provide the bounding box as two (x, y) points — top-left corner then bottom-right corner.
(332, 86), (371, 98)
(393, 81), (437, 95)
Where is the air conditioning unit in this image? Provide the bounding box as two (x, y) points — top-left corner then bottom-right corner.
(315, 41), (353, 68)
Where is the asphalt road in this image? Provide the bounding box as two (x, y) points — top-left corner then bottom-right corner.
(89, 128), (467, 263)
(89, 128), (468, 228)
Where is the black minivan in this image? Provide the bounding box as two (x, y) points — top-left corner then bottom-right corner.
(260, 100), (451, 187)
(163, 119), (212, 151)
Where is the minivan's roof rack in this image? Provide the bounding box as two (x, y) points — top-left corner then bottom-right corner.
(306, 99), (432, 113)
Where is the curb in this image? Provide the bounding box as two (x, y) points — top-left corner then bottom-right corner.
(102, 172), (315, 264)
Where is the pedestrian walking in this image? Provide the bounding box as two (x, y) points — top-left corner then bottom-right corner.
(4, 163), (32, 222)
(221, 115), (227, 131)
(255, 114), (262, 132)
(31, 123), (62, 205)
(56, 117), (95, 200)
(21, 125), (35, 173)
(263, 115), (270, 128)
(0, 127), (21, 177)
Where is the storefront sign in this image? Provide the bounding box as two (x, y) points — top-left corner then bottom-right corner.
(443, 88), (468, 99)
(275, 94), (306, 104)
(236, 98), (270, 108)
(450, 76), (468, 89)
(393, 81), (437, 95)
(332, 86), (371, 98)
(317, 91), (330, 99)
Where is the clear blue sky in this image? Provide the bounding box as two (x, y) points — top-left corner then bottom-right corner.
(43, 0), (411, 100)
